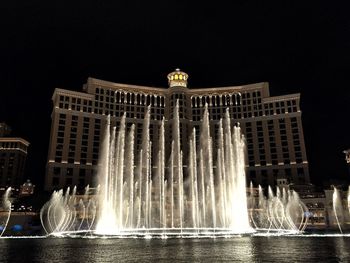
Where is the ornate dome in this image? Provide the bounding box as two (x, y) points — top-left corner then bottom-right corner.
(167, 68), (189, 88)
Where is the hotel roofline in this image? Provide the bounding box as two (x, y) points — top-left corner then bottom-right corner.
(52, 77), (300, 107)
(86, 77), (270, 94)
(0, 137), (30, 146)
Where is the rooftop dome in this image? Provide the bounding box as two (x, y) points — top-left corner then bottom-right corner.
(167, 68), (189, 88)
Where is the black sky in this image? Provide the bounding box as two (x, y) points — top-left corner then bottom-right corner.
(1, 1), (350, 189)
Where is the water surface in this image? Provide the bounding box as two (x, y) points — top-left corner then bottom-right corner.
(0, 236), (349, 262)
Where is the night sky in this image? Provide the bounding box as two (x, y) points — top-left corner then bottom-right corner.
(1, 1), (349, 190)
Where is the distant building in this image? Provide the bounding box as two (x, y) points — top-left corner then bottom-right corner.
(45, 69), (310, 191)
(19, 180), (35, 196)
(0, 124), (30, 188)
(276, 177), (289, 192)
(0, 123), (12, 137)
(295, 184), (328, 229)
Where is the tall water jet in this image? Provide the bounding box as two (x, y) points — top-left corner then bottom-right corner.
(173, 101), (184, 229)
(222, 109), (251, 232)
(126, 124), (135, 228)
(157, 118), (166, 228)
(0, 188), (12, 237)
(200, 104), (216, 228)
(95, 115), (119, 234)
(189, 129), (199, 228)
(116, 114), (126, 229)
(217, 119), (227, 227)
(333, 187), (344, 234)
(141, 106), (151, 228)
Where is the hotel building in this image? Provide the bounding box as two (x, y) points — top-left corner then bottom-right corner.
(0, 123), (30, 188)
(45, 69), (310, 191)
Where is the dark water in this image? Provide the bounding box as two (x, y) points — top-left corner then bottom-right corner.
(0, 236), (349, 262)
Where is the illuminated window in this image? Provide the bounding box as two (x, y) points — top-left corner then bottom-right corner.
(175, 74), (178, 80)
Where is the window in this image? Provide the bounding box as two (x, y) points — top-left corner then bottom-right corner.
(297, 168), (304, 176)
(67, 168), (73, 176)
(79, 169), (85, 177)
(249, 170), (256, 178)
(53, 167), (61, 175)
(79, 178), (85, 186)
(66, 178), (72, 185)
(53, 177), (59, 186)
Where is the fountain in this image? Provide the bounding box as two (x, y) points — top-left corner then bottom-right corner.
(40, 102), (309, 237)
(92, 102), (254, 236)
(0, 188), (12, 237)
(40, 186), (97, 236)
(248, 184), (308, 233)
(332, 187), (345, 234)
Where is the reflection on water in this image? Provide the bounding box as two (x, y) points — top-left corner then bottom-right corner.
(0, 237), (349, 263)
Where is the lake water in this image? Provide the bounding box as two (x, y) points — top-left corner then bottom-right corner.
(0, 236), (349, 262)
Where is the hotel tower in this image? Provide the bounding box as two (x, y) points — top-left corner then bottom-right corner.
(45, 69), (309, 191)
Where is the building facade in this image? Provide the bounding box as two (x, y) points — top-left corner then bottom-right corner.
(0, 125), (30, 189)
(0, 123), (12, 137)
(45, 69), (310, 191)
